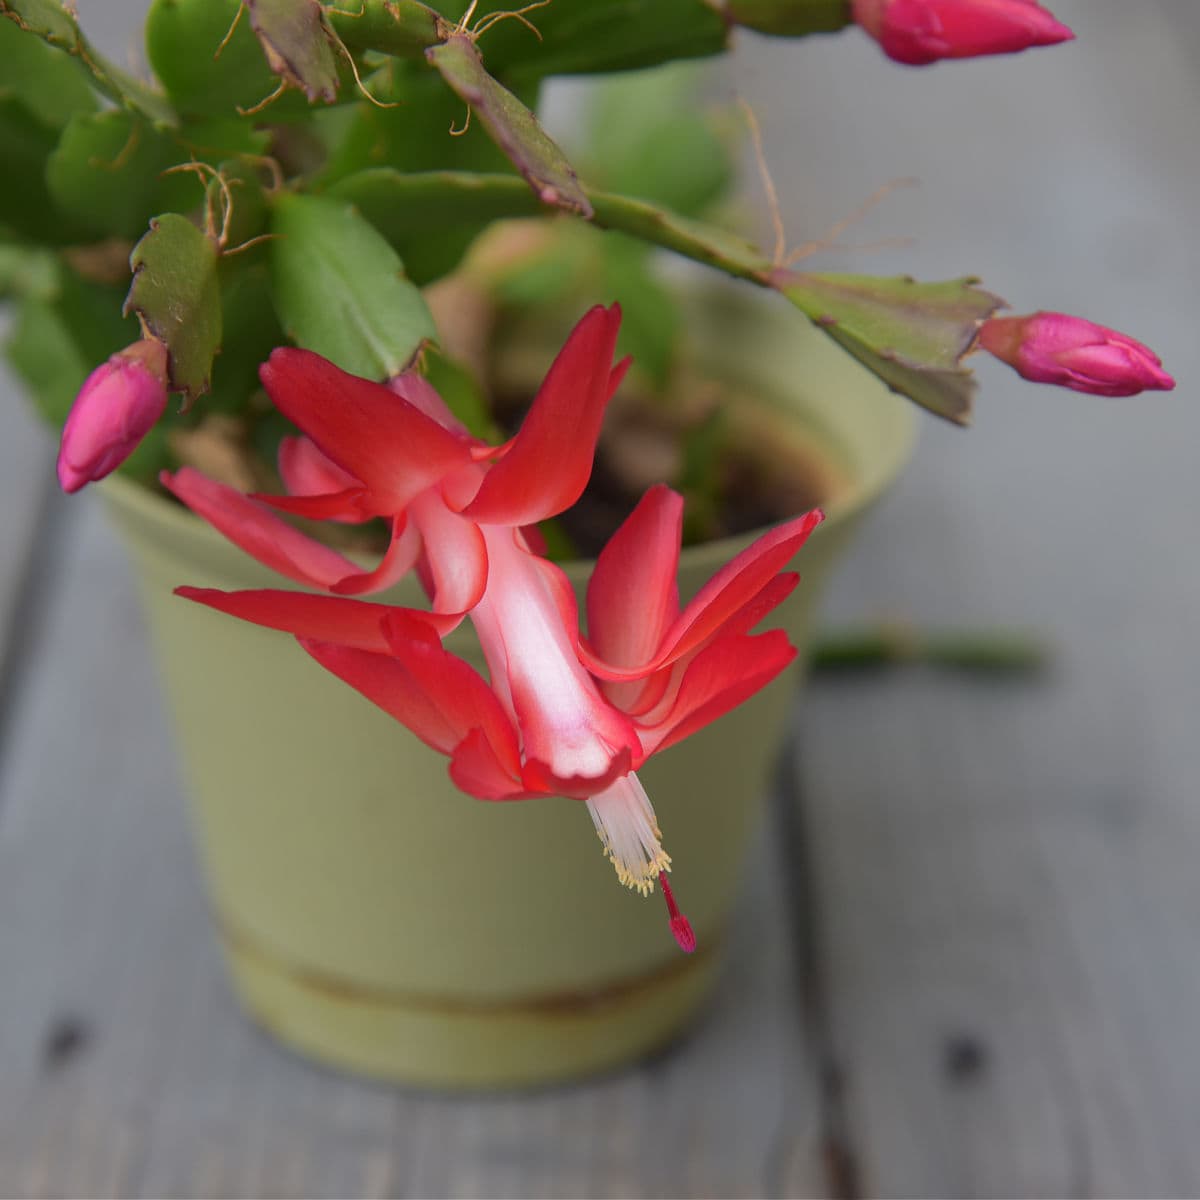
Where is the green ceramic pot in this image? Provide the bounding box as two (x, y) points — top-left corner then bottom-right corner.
(101, 295), (915, 1089)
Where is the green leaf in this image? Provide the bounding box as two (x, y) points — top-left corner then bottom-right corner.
(329, 166), (532, 234)
(269, 191), (436, 378)
(327, 167), (533, 283)
(0, 12), (95, 126)
(0, 0), (176, 125)
(207, 262), (285, 411)
(0, 0), (77, 50)
(246, 0), (340, 103)
(0, 96), (86, 243)
(584, 64), (735, 218)
(178, 117), (272, 159)
(46, 111), (199, 240)
(4, 294), (89, 425)
(2, 258), (135, 422)
(55, 270), (139, 365)
(313, 57), (516, 197)
(145, 0), (299, 118)
(777, 272), (1004, 424)
(126, 213), (222, 401)
(445, 0), (729, 81)
(725, 0), (851, 35)
(426, 35), (591, 216)
(0, 243), (59, 300)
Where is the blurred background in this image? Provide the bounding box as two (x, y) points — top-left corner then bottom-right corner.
(0, 0), (1197, 1195)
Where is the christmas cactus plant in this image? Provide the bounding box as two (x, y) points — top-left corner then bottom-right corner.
(0, 0), (1174, 949)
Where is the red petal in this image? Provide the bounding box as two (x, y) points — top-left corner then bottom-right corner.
(583, 509), (823, 681)
(389, 369), (474, 436)
(300, 639), (465, 754)
(174, 587), (459, 650)
(612, 575), (796, 710)
(381, 610), (523, 776)
(301, 622), (521, 786)
(161, 468), (359, 589)
(527, 551), (582, 646)
(663, 510), (822, 663)
(449, 727), (532, 800)
(641, 631), (797, 758)
(410, 493), (488, 615)
(718, 571), (800, 639)
(260, 349), (472, 513)
(278, 435), (360, 497)
(461, 306), (624, 526)
(253, 487), (371, 523)
(521, 745), (634, 801)
(600, 666), (673, 720)
(330, 515), (423, 596)
(586, 484), (682, 670)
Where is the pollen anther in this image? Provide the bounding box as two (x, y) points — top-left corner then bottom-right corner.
(586, 773), (671, 895)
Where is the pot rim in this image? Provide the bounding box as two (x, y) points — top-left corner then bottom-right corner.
(100, 397), (914, 578)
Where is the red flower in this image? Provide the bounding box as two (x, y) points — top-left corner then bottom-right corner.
(978, 312), (1176, 397)
(852, 0), (1073, 66)
(167, 307), (824, 951)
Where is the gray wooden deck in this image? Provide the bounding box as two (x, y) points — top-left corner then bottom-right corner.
(1, 0), (1198, 1194)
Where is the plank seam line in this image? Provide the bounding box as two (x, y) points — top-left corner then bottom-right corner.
(768, 740), (864, 1200)
(0, 477), (73, 810)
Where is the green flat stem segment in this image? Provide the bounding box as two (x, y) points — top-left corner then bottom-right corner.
(329, 170), (998, 420)
(145, 0), (306, 120)
(426, 36), (591, 218)
(778, 270), (1003, 424)
(324, 0), (443, 57)
(46, 111), (198, 241)
(0, 12), (95, 126)
(0, 0), (176, 125)
(125, 214), (222, 401)
(247, 0), (341, 103)
(329, 169), (771, 279)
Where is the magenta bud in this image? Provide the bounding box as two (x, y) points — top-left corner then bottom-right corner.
(978, 312), (1176, 397)
(56, 338), (170, 493)
(851, 0), (1074, 65)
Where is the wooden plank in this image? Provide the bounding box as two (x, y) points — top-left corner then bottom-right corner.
(736, 0), (1200, 1191)
(788, 633), (1200, 1196)
(0, 498), (825, 1198)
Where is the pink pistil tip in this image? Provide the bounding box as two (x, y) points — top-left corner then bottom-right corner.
(658, 870), (696, 954)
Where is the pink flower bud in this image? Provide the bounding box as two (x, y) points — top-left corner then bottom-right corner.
(851, 0), (1074, 65)
(56, 339), (169, 493)
(978, 312), (1176, 397)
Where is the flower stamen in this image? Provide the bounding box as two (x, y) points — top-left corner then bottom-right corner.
(586, 773), (671, 896)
